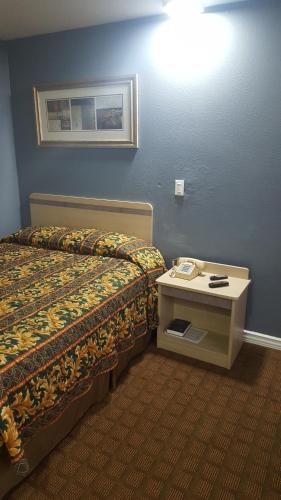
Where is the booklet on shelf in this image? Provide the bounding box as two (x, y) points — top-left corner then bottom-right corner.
(182, 327), (208, 344)
(166, 318), (192, 337)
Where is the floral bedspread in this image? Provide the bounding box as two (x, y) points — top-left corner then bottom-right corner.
(0, 227), (165, 463)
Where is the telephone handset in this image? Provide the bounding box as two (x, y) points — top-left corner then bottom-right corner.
(170, 257), (205, 281)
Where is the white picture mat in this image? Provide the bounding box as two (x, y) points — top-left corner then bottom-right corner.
(38, 83), (131, 142)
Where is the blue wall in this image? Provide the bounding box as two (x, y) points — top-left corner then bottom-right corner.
(0, 42), (20, 237)
(8, 2), (281, 337)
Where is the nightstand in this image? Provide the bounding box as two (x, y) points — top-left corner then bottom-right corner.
(156, 260), (251, 369)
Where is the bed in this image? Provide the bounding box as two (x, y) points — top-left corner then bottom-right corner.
(0, 195), (165, 498)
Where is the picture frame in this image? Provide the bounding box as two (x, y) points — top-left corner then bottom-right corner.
(33, 75), (138, 148)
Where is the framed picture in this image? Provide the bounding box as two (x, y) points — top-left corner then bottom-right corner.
(33, 75), (138, 148)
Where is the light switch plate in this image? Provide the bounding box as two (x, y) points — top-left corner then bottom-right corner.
(175, 179), (184, 196)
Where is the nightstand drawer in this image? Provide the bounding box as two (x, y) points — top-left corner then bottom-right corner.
(160, 285), (232, 310)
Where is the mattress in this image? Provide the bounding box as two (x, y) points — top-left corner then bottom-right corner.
(0, 226), (165, 468)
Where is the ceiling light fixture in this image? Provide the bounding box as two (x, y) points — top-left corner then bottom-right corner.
(163, 0), (204, 17)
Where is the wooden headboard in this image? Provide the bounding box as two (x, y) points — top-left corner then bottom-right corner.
(30, 193), (153, 244)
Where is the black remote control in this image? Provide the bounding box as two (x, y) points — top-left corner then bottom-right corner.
(210, 275), (228, 281)
(209, 281), (229, 288)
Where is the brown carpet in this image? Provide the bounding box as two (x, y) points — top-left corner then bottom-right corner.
(7, 343), (281, 499)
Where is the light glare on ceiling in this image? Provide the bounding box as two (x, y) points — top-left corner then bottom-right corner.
(152, 10), (232, 82)
(163, 0), (204, 18)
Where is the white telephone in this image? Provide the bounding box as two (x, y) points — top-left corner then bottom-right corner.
(170, 257), (205, 281)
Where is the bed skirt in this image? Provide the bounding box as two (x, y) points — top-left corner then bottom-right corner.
(0, 371), (110, 499)
(111, 331), (152, 389)
(0, 333), (151, 498)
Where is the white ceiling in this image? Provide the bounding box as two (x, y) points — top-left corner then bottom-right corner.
(0, 0), (248, 41)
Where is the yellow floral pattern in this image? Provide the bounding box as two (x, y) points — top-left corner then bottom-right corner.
(0, 227), (165, 463)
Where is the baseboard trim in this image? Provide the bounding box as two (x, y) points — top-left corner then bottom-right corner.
(243, 330), (281, 350)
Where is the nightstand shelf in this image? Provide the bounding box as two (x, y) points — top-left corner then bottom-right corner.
(162, 329), (229, 366)
(156, 260), (250, 369)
